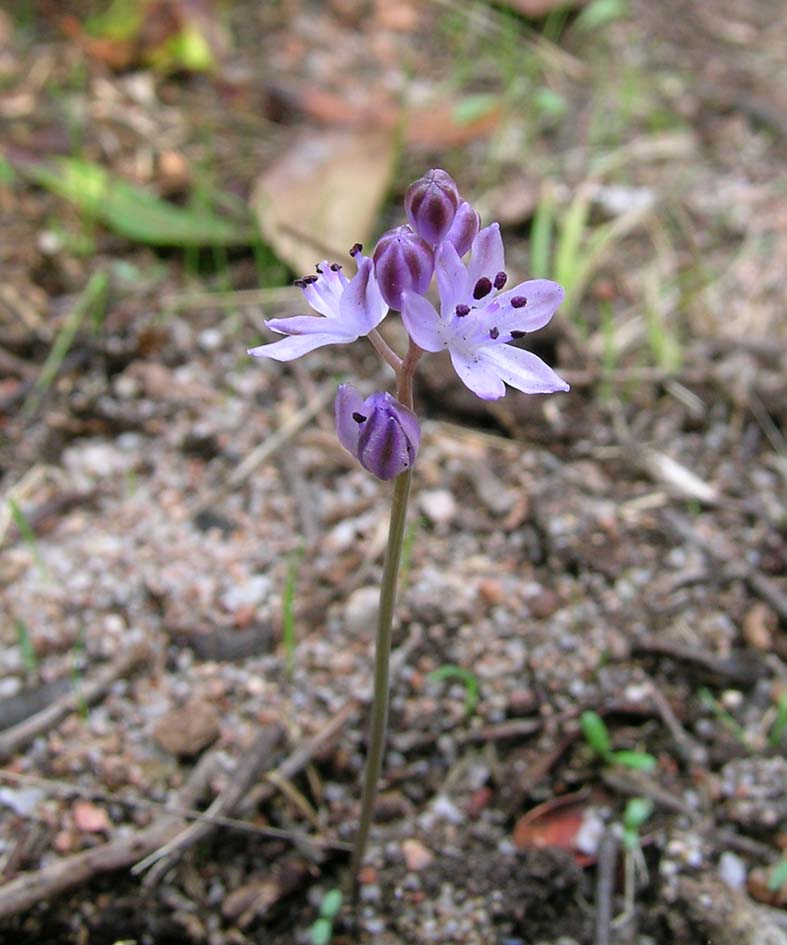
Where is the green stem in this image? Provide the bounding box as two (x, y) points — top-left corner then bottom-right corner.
(350, 465), (412, 883)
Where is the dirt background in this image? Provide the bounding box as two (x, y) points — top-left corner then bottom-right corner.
(1, 1), (786, 943)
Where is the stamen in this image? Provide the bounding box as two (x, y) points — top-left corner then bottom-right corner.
(352, 412), (367, 423)
(303, 274), (319, 284)
(489, 326), (500, 340)
(493, 271), (507, 290)
(293, 278), (308, 288)
(511, 296), (528, 308)
(455, 304), (470, 317)
(349, 242), (363, 257)
(510, 330), (527, 338)
(473, 277), (492, 300)
(330, 263), (343, 271)
(315, 264), (324, 274)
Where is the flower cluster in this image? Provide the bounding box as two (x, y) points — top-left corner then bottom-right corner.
(248, 169), (569, 480)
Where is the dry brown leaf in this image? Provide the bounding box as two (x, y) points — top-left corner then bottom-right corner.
(252, 128), (396, 275)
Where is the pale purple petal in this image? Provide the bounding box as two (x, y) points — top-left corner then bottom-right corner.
(338, 256), (387, 334)
(448, 347), (506, 400)
(467, 223), (505, 288)
(480, 344), (570, 394)
(434, 241), (470, 318)
(335, 383), (365, 457)
(247, 330), (347, 362)
(265, 314), (350, 337)
(401, 290), (445, 352)
(491, 280), (565, 338)
(301, 262), (348, 318)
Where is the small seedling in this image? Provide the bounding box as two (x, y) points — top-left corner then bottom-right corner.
(580, 710), (657, 771)
(698, 687), (748, 746)
(428, 665), (480, 718)
(8, 499), (49, 580)
(15, 618), (38, 676)
(769, 691), (787, 747)
(309, 888), (342, 945)
(282, 546), (304, 678)
(621, 796), (653, 852)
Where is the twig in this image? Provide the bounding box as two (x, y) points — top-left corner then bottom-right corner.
(135, 724), (285, 882)
(190, 382), (335, 519)
(0, 644), (150, 763)
(595, 828), (619, 945)
(0, 748), (217, 920)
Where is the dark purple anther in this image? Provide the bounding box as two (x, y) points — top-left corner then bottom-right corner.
(316, 264), (324, 273)
(330, 263), (342, 271)
(489, 327), (500, 340)
(455, 304), (470, 317)
(336, 384), (421, 481)
(405, 169), (461, 246)
(494, 271), (507, 290)
(511, 296), (528, 308)
(510, 330), (527, 339)
(473, 277), (492, 300)
(443, 200), (480, 256)
(349, 242), (363, 257)
(293, 278), (308, 288)
(372, 225), (434, 310)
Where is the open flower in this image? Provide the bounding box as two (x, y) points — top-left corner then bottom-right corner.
(335, 384), (420, 481)
(401, 223), (569, 400)
(247, 250), (387, 362)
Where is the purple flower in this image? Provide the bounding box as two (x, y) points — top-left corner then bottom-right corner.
(335, 384), (420, 481)
(373, 225), (434, 311)
(405, 169), (461, 246)
(401, 223), (569, 400)
(247, 251), (386, 362)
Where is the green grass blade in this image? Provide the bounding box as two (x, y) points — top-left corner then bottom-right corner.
(554, 190), (590, 290)
(529, 188), (555, 279)
(25, 158), (252, 247)
(15, 618), (38, 675)
(8, 498), (49, 579)
(428, 665), (480, 717)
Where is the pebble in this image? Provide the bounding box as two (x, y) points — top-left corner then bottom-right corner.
(343, 586), (379, 637)
(419, 489), (456, 526)
(153, 699), (221, 757)
(402, 838), (434, 871)
(718, 850), (747, 889)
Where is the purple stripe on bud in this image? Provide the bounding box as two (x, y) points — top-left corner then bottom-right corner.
(372, 225), (434, 311)
(335, 384), (420, 481)
(405, 169), (461, 246)
(443, 200), (480, 257)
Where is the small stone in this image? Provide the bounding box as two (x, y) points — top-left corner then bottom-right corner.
(419, 489), (457, 526)
(477, 578), (504, 605)
(153, 700), (221, 757)
(718, 851), (747, 889)
(73, 800), (111, 833)
(742, 603), (776, 651)
(344, 586), (379, 637)
(402, 838), (434, 871)
(528, 588), (560, 619)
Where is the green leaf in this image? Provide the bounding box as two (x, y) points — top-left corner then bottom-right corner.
(623, 796), (653, 831)
(319, 888), (343, 920)
(530, 188), (555, 280)
(428, 665), (480, 717)
(580, 710), (612, 759)
(24, 158), (251, 247)
(612, 750), (657, 772)
(768, 858), (787, 892)
(574, 0), (628, 33)
(453, 93), (499, 125)
(310, 917), (333, 945)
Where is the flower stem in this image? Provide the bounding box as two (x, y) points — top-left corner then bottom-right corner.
(350, 465), (412, 885)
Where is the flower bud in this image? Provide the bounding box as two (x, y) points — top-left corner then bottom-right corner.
(335, 384), (420, 481)
(404, 168), (461, 246)
(443, 200), (480, 257)
(372, 226), (434, 310)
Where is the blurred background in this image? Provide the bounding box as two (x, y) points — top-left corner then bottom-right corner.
(1, 2), (786, 943)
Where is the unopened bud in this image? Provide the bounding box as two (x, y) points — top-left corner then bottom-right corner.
(404, 168), (461, 246)
(372, 226), (434, 310)
(335, 384), (420, 481)
(443, 200), (480, 257)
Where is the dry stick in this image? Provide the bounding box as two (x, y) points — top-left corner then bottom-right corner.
(136, 724), (285, 882)
(595, 828), (620, 945)
(0, 644), (150, 763)
(189, 382), (335, 519)
(0, 748), (218, 921)
(0, 769), (350, 853)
